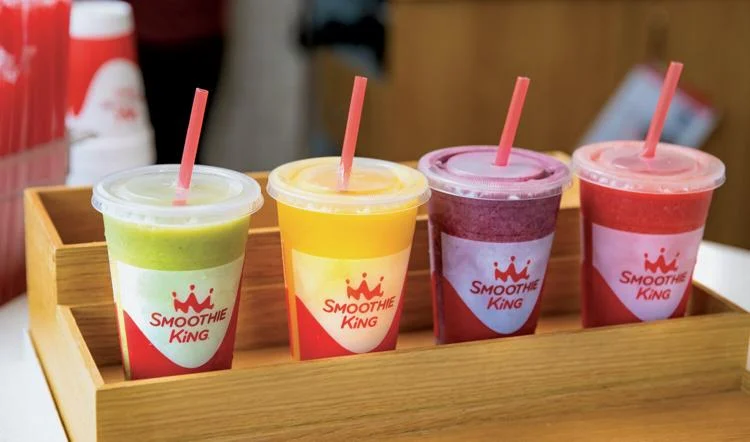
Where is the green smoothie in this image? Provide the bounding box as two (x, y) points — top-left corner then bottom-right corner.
(93, 165), (263, 380)
(104, 216), (250, 270)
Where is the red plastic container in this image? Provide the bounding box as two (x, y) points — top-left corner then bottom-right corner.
(572, 141), (725, 328)
(0, 139), (68, 304)
(0, 0), (71, 304)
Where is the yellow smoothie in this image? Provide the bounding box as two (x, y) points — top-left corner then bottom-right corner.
(268, 157), (429, 360)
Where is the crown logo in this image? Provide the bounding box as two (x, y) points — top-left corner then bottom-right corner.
(494, 256), (531, 283)
(644, 248), (679, 274)
(346, 273), (384, 301)
(172, 285), (214, 313)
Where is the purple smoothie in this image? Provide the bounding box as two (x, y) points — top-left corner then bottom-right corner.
(418, 146), (570, 344)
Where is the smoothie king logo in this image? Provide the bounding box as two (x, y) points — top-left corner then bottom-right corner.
(618, 248), (686, 301)
(322, 273), (396, 329)
(470, 256), (540, 311)
(292, 248), (410, 354)
(149, 284), (228, 343)
(591, 224), (702, 321)
(441, 233), (553, 334)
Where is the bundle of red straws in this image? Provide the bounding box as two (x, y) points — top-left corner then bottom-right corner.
(0, 0), (71, 304)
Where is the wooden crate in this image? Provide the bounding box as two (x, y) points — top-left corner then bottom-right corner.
(25, 157), (750, 441)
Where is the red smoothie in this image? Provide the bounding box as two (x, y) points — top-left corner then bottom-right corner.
(573, 141), (725, 327)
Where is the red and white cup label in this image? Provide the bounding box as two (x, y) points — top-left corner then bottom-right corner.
(441, 232), (554, 334)
(592, 224), (703, 321)
(114, 256), (244, 369)
(292, 247), (411, 354)
(67, 59), (149, 137)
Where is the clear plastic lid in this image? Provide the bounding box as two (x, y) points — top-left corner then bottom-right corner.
(417, 146), (571, 200)
(266, 157), (430, 214)
(572, 141), (725, 194)
(92, 165), (263, 226)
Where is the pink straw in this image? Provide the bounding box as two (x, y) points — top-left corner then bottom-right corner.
(642, 62), (683, 158)
(495, 76), (530, 166)
(337, 76), (368, 191)
(174, 88), (209, 205)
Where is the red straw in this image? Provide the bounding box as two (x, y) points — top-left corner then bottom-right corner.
(337, 76), (368, 191)
(174, 88), (209, 205)
(642, 61), (683, 158)
(495, 76), (530, 166)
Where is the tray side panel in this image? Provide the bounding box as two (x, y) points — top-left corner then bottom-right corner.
(71, 303), (122, 367)
(37, 187), (104, 244)
(69, 255), (581, 365)
(41, 207), (580, 310)
(56, 244), (111, 306)
(95, 313), (750, 440)
(30, 307), (102, 442)
(236, 254), (579, 350)
(25, 189), (62, 331)
(551, 208), (579, 256)
(690, 281), (746, 314)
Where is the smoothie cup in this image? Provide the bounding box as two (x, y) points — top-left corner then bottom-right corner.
(92, 165), (263, 379)
(571, 141), (725, 328)
(267, 157), (430, 360)
(418, 146), (571, 344)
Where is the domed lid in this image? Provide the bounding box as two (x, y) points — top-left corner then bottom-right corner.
(572, 141), (725, 194)
(267, 157), (430, 214)
(418, 146), (571, 200)
(92, 165), (263, 225)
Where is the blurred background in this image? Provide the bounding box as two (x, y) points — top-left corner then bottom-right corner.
(2, 0), (749, 252)
(196, 0), (748, 251)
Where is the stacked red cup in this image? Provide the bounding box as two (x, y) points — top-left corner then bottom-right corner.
(0, 0), (71, 304)
(66, 0), (155, 185)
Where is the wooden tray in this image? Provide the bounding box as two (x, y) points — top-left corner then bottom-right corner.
(24, 156), (750, 441)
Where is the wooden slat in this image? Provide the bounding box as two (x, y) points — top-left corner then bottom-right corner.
(37, 220), (581, 310)
(93, 312), (750, 440)
(540, 255), (581, 314)
(71, 255), (583, 367)
(243, 170), (277, 229)
(37, 186), (104, 244)
(690, 281), (746, 314)
(70, 303), (121, 368)
(24, 189), (63, 331)
(55, 244), (111, 305)
(396, 392), (750, 441)
(99, 316), (585, 385)
(550, 208), (580, 257)
(44, 210), (580, 307)
(29, 307), (102, 442)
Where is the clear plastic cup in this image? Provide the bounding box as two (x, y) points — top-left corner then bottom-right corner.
(267, 157), (430, 360)
(418, 146), (571, 344)
(571, 141), (725, 327)
(92, 165), (263, 379)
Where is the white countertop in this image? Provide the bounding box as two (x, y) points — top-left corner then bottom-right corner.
(0, 240), (748, 442)
(694, 241), (750, 311)
(0, 296), (67, 442)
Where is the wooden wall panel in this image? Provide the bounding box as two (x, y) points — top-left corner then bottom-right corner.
(313, 0), (750, 248)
